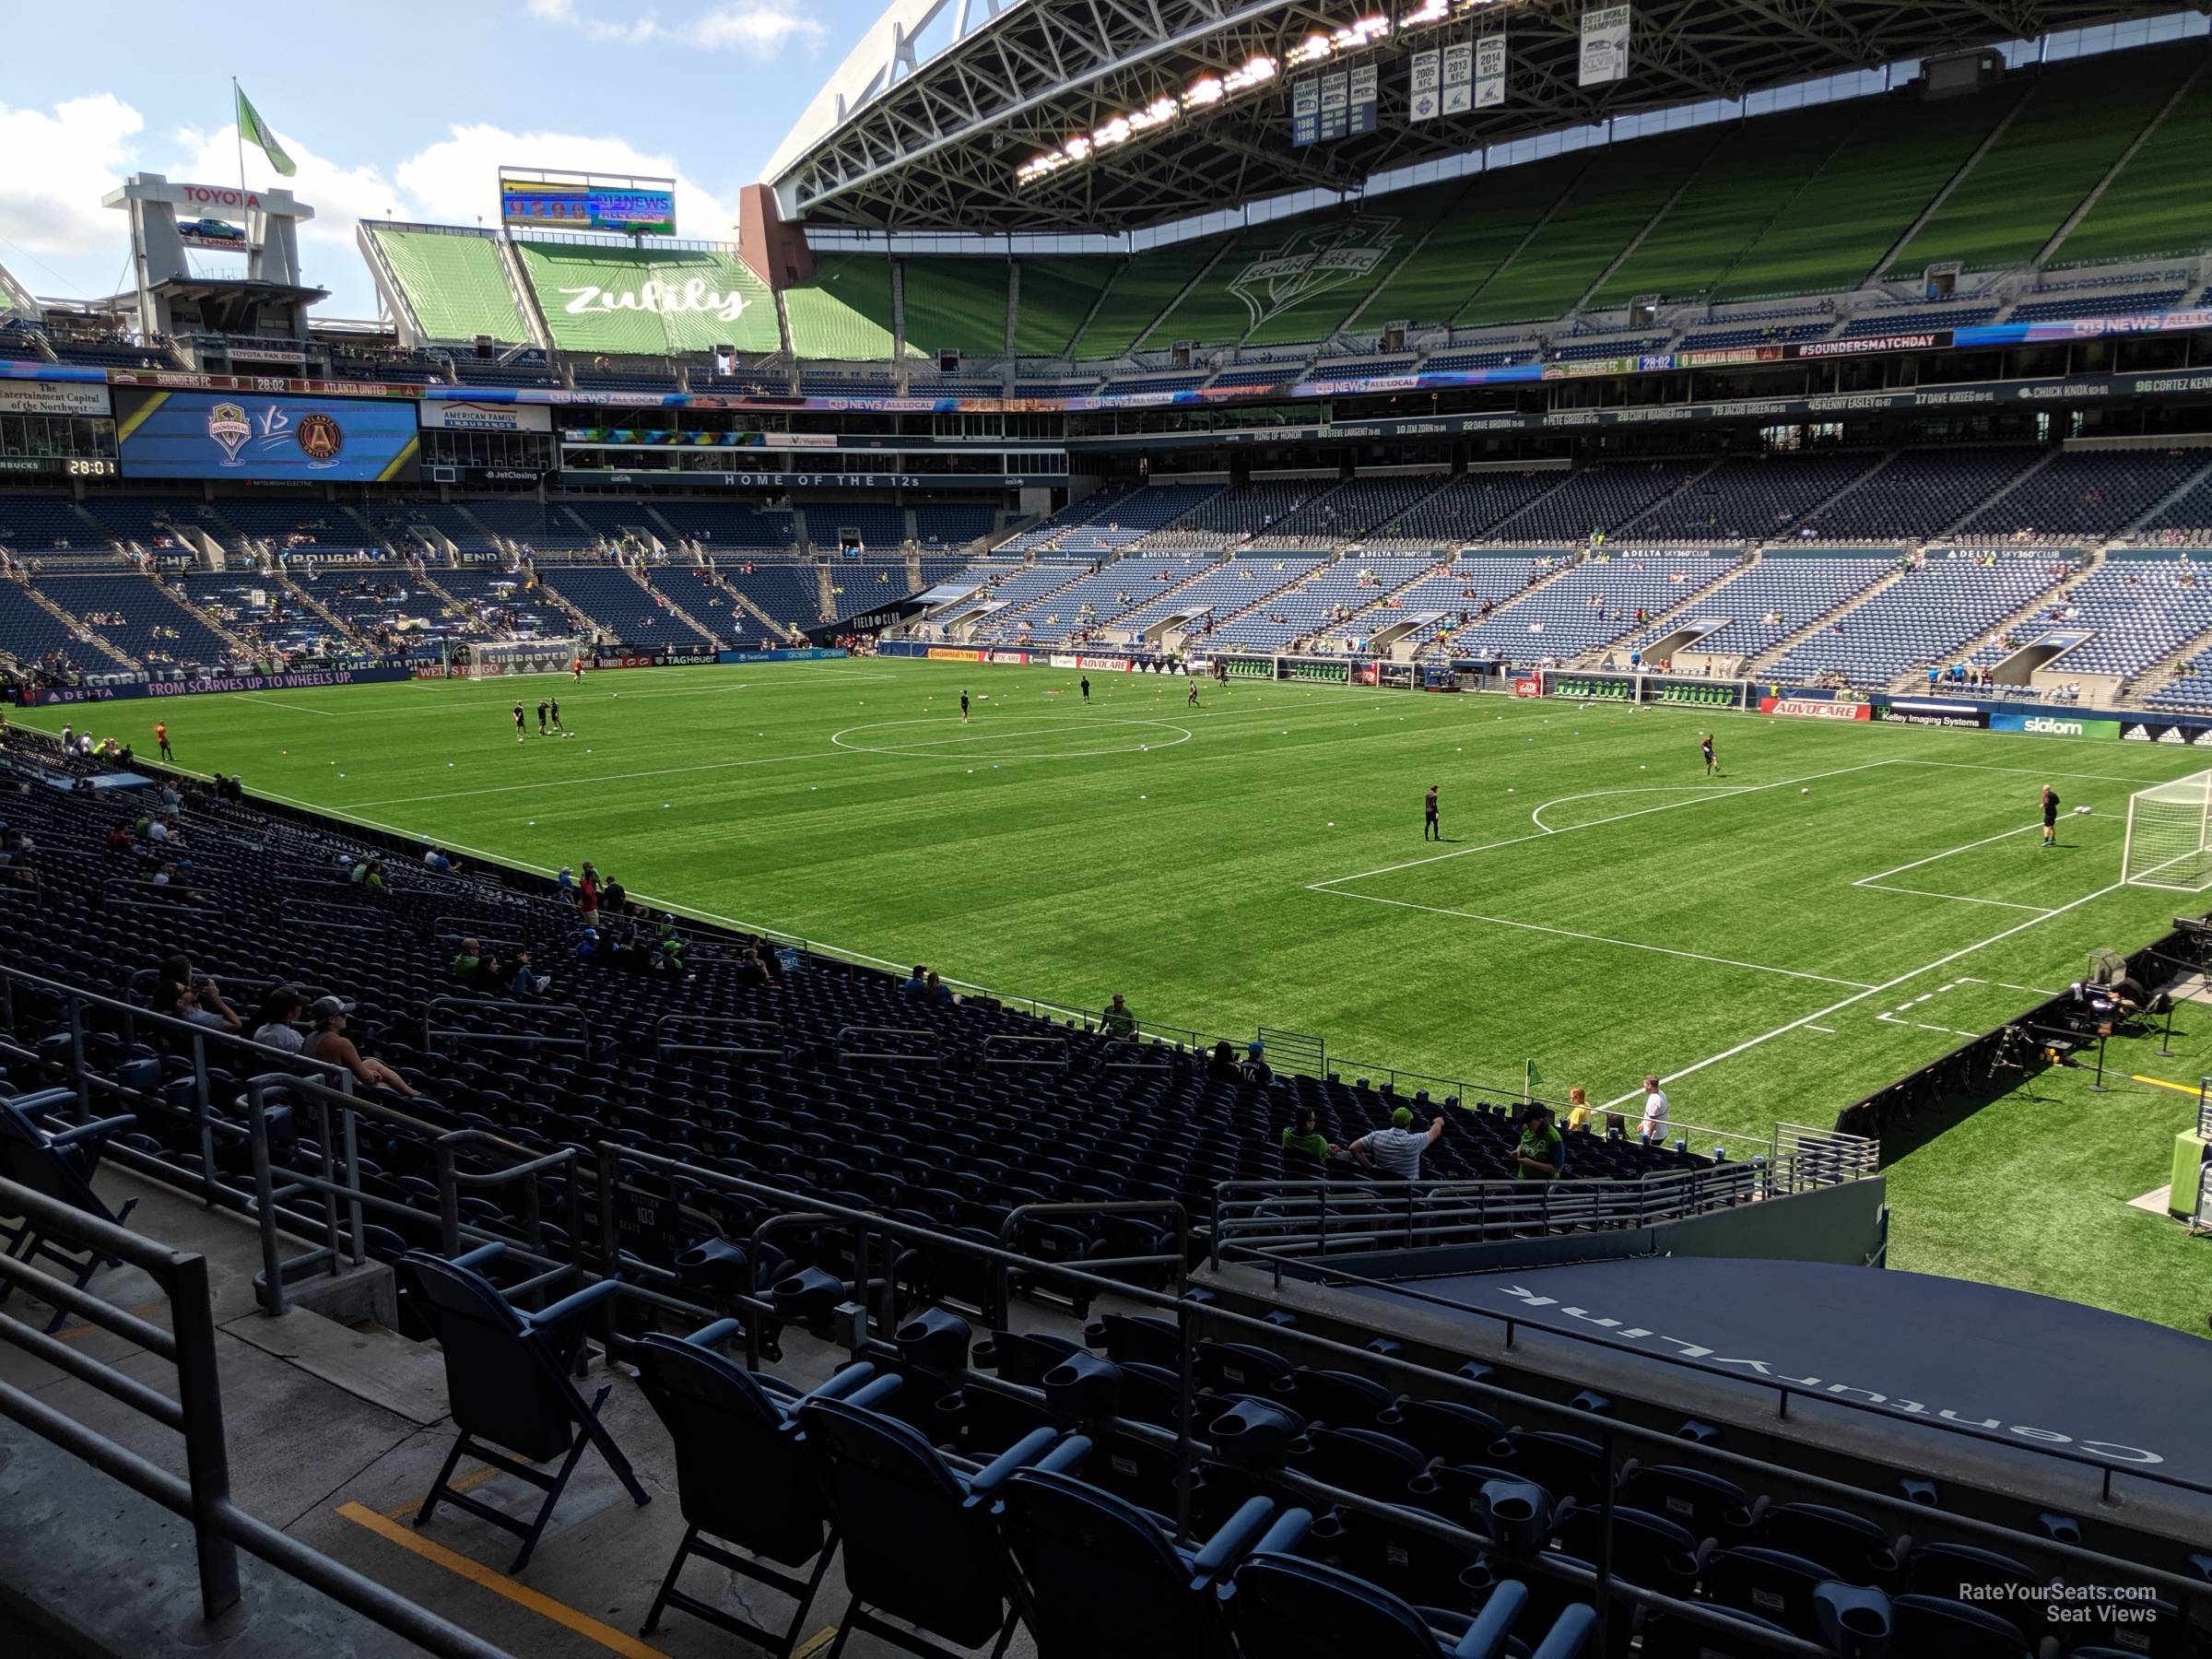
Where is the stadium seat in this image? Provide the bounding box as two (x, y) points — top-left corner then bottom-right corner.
(396, 1242), (650, 1571)
(0, 1088), (141, 1334)
(801, 1382), (1084, 1659)
(995, 1468), (1273, 1659)
(633, 1323), (885, 1654)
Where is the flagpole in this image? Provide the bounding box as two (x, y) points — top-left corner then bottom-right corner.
(233, 78), (245, 192)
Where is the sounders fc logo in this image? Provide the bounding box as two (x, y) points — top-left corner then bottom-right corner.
(1226, 217), (1403, 333)
(206, 401), (252, 466)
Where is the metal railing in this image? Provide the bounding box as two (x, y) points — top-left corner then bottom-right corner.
(421, 995), (591, 1052)
(1210, 1160), (1768, 1267)
(0, 1173), (509, 1658)
(653, 1014), (788, 1058)
(571, 1145), (2211, 1657)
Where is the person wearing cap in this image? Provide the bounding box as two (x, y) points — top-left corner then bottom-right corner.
(1350, 1106), (1444, 1181)
(304, 997), (417, 1097)
(573, 927), (602, 963)
(1513, 1103), (1563, 1182)
(1241, 1040), (1274, 1087)
(1100, 994), (1135, 1038)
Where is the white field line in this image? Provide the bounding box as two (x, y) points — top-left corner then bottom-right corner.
(1893, 758), (2163, 786)
(1853, 820), (2044, 884)
(1309, 757), (1900, 889)
(1313, 887), (1877, 988)
(1529, 784), (1751, 832)
(1594, 877), (2130, 1109)
(1853, 882), (2053, 915)
(231, 694), (337, 716)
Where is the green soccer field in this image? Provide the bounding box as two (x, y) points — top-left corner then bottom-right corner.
(25, 658), (2212, 1331)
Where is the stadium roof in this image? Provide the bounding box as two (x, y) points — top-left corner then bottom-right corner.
(767, 0), (2196, 232)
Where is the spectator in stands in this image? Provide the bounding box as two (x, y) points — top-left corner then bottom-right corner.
(572, 927), (602, 963)
(1350, 1106), (1444, 1180)
(163, 972), (241, 1035)
(1280, 1105), (1337, 1162)
(348, 857), (384, 890)
(735, 948), (771, 992)
(304, 998), (417, 1097)
(422, 846), (457, 874)
(506, 951), (550, 996)
(1513, 1104), (1563, 1182)
(1564, 1085), (1593, 1134)
(1100, 994), (1135, 1037)
(924, 970), (954, 1006)
(902, 964), (928, 995)
(1639, 1075), (1671, 1143)
(1206, 1040), (1242, 1081)
(251, 988), (306, 1054)
(1241, 1040), (1274, 1087)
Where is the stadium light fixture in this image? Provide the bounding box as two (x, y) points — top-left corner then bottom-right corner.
(1016, 53), (1279, 186)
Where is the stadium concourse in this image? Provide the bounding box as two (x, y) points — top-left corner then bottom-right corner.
(11, 0), (2212, 1655)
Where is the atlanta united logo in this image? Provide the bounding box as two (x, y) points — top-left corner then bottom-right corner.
(294, 413), (344, 465)
(1226, 217), (1404, 333)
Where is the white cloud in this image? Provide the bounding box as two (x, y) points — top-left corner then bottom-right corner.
(0, 94), (145, 265)
(524, 0), (825, 56)
(397, 123), (736, 240)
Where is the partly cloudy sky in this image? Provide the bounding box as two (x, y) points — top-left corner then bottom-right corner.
(0, 0), (877, 317)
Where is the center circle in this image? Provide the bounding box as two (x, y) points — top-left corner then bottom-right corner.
(829, 716), (1194, 761)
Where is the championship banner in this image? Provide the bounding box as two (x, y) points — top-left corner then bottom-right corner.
(1441, 41), (1475, 116)
(1318, 70), (1350, 142)
(1408, 48), (1441, 123)
(0, 380), (111, 417)
(1759, 696), (1870, 721)
(1475, 35), (1508, 109)
(1579, 4), (1631, 86)
(1348, 64), (1379, 136)
(1290, 76), (1321, 147)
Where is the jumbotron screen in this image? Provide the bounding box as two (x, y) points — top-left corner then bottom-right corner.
(499, 171), (677, 236)
(115, 391), (420, 482)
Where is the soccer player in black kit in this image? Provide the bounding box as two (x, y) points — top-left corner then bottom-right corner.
(1700, 732), (1719, 776)
(535, 700), (550, 736)
(512, 702), (526, 744)
(549, 696), (566, 735)
(2041, 783), (2060, 848)
(1080, 676), (1090, 703)
(1424, 783), (1441, 841)
(960, 689), (971, 724)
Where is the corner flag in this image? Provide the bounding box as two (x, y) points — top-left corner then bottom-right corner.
(235, 85), (296, 177)
(1524, 1060), (1541, 1101)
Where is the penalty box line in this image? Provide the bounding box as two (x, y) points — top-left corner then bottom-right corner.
(1851, 819), (2058, 914)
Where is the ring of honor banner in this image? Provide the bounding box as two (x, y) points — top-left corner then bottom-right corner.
(1441, 41), (1475, 116)
(1408, 48), (1440, 123)
(1476, 35), (1508, 109)
(1580, 5), (1631, 86)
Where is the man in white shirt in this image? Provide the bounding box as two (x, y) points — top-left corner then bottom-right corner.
(1639, 1076), (1670, 1144)
(1350, 1107), (1445, 1180)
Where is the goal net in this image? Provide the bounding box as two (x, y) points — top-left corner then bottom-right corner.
(2122, 769), (2212, 890)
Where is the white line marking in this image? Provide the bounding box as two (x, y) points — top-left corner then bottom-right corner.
(1311, 758), (1900, 889)
(1854, 882), (2055, 914)
(352, 748), (856, 807)
(1804, 1025), (1836, 1034)
(1312, 887), (1877, 988)
(1896, 758), (2159, 786)
(1596, 877), (2130, 1109)
(1529, 784), (1750, 833)
(231, 694), (336, 715)
(1853, 820), (2044, 884)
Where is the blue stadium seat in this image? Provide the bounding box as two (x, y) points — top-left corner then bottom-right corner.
(396, 1242), (649, 1570)
(0, 1088), (141, 1334)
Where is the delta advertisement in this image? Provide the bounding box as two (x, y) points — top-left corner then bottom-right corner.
(21, 666), (411, 705)
(117, 390), (420, 482)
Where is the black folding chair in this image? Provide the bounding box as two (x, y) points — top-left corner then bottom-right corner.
(802, 1380), (1082, 1659)
(0, 1088), (140, 1335)
(634, 1319), (881, 1655)
(996, 1465), (1272, 1659)
(396, 1243), (649, 1571)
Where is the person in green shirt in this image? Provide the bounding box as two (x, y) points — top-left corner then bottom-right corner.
(1280, 1105), (1338, 1163)
(1100, 994), (1135, 1038)
(1513, 1103), (1563, 1181)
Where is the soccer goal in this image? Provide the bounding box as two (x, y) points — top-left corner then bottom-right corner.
(2122, 769), (2212, 890)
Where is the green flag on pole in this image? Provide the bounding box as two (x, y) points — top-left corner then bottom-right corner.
(1524, 1059), (1541, 1100)
(235, 85), (297, 177)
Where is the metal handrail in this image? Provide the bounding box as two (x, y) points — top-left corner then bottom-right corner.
(834, 1025), (940, 1062)
(581, 1143), (2212, 1645)
(0, 1174), (509, 1657)
(653, 1014), (788, 1058)
(978, 1033), (1069, 1068)
(421, 995), (590, 1050)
